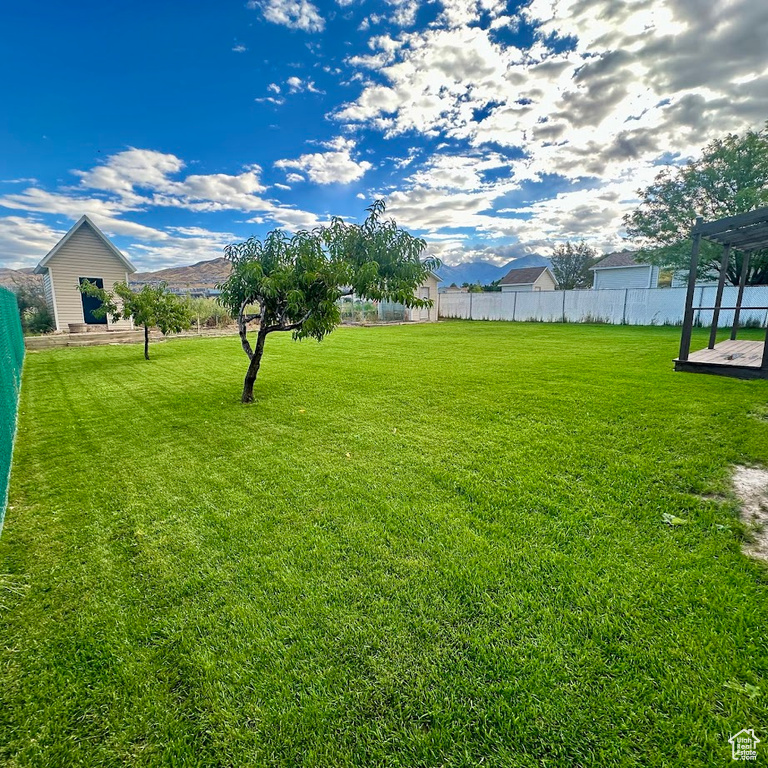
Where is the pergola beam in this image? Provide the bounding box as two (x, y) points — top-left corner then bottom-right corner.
(694, 206), (768, 236)
(705, 228), (768, 250)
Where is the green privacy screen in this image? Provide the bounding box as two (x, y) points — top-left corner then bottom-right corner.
(0, 286), (24, 531)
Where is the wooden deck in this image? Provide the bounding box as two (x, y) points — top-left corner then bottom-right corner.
(675, 339), (768, 379)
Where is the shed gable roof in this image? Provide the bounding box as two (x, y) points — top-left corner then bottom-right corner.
(499, 265), (551, 285)
(34, 215), (136, 275)
(590, 251), (645, 270)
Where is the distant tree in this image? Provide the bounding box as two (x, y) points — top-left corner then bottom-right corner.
(14, 283), (54, 335)
(466, 283), (483, 293)
(550, 241), (597, 289)
(218, 201), (440, 403)
(185, 296), (232, 331)
(482, 280), (502, 292)
(624, 126), (768, 284)
(79, 281), (192, 359)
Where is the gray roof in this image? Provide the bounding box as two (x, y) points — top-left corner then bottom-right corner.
(499, 265), (550, 285)
(590, 251), (640, 270)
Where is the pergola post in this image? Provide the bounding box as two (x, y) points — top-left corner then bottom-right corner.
(679, 218), (703, 362)
(762, 325), (768, 370)
(708, 243), (731, 349)
(730, 252), (750, 340)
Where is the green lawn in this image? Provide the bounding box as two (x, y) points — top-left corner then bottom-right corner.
(1, 322), (767, 766)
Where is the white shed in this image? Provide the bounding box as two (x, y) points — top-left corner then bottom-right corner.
(34, 215), (136, 332)
(405, 273), (441, 322)
(591, 251), (659, 290)
(499, 266), (557, 292)
(377, 273), (441, 322)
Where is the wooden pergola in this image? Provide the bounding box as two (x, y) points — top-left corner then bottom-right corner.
(675, 206), (768, 379)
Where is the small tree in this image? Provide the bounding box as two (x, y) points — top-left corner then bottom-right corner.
(624, 126), (768, 284)
(550, 241), (597, 289)
(218, 201), (440, 403)
(14, 283), (54, 335)
(79, 281), (192, 359)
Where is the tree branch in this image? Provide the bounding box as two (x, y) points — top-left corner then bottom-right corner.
(264, 309), (313, 334)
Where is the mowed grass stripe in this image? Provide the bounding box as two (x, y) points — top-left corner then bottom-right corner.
(1, 322), (767, 766)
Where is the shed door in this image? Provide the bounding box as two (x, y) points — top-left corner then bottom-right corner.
(419, 286), (430, 320)
(79, 277), (107, 324)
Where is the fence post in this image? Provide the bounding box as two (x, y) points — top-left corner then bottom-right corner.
(512, 291), (517, 322)
(562, 291), (566, 323)
(695, 286), (705, 328)
(622, 289), (628, 325)
(469, 291), (473, 320)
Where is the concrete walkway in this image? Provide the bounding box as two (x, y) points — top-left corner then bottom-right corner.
(24, 327), (239, 350)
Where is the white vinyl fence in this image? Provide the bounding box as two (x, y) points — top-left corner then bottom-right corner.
(439, 285), (768, 327)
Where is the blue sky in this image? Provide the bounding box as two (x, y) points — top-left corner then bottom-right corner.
(1, 0), (767, 271)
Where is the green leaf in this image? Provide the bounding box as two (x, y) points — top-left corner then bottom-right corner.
(662, 513), (689, 526)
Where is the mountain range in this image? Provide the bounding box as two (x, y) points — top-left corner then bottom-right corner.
(132, 258), (232, 286)
(0, 267), (38, 290)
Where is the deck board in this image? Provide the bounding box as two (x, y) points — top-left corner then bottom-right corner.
(684, 339), (762, 368)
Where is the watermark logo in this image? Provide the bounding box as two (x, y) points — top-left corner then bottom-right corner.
(729, 729), (760, 761)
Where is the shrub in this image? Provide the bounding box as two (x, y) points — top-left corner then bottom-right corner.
(15, 285), (55, 335)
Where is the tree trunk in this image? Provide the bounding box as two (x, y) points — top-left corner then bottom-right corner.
(144, 325), (150, 360)
(241, 328), (268, 403)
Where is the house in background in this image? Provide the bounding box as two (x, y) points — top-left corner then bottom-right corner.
(590, 251), (659, 290)
(34, 215), (136, 332)
(499, 266), (557, 292)
(670, 272), (718, 288)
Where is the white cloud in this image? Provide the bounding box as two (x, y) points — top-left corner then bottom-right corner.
(0, 216), (64, 270)
(275, 138), (373, 184)
(286, 76), (323, 93)
(67, 149), (272, 214)
(247, 0), (325, 32)
(232, 44), (247, 53)
(256, 207), (323, 230)
(74, 148), (184, 206)
(0, 187), (135, 218)
(385, 0), (419, 27)
(407, 153), (509, 190)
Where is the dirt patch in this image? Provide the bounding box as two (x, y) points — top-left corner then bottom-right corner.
(733, 466), (768, 561)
